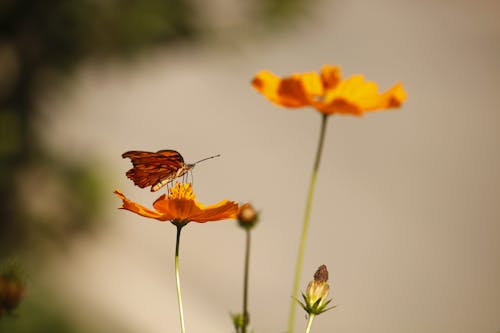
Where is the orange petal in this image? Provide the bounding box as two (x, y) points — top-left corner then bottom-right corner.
(153, 196), (202, 221)
(316, 98), (363, 115)
(114, 189), (165, 220)
(189, 200), (239, 223)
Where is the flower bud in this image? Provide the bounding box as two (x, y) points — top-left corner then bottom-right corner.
(297, 265), (335, 316)
(237, 203), (259, 230)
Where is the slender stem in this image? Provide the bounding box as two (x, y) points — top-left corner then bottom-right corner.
(175, 225), (186, 333)
(305, 314), (316, 333)
(288, 114), (329, 333)
(242, 229), (251, 333)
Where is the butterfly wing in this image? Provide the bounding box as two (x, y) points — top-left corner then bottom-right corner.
(122, 150), (185, 191)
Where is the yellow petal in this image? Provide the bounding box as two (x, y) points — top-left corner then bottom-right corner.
(381, 82), (407, 108)
(252, 70), (310, 108)
(297, 71), (324, 98)
(322, 75), (407, 115)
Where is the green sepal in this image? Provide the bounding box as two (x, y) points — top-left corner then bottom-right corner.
(294, 296), (309, 313)
(230, 312), (245, 330)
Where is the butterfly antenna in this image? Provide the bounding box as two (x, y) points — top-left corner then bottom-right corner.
(193, 154), (221, 165)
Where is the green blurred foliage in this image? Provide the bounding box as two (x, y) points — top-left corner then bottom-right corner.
(0, 0), (197, 68)
(1, 301), (76, 333)
(256, 0), (310, 26)
(0, 260), (25, 319)
(0, 0), (307, 331)
(0, 282), (133, 333)
(0, 0), (200, 261)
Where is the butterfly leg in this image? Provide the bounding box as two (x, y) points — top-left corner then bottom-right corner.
(189, 170), (194, 186)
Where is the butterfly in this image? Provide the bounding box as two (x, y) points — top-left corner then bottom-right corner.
(122, 150), (220, 192)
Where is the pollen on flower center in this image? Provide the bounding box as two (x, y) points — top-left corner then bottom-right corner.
(168, 182), (195, 200)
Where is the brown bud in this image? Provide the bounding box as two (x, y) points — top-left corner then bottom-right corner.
(314, 265), (328, 283)
(237, 203), (259, 229)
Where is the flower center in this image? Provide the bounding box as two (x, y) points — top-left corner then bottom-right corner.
(168, 183), (195, 200)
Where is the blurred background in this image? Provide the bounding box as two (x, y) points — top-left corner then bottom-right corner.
(1, 0), (499, 332)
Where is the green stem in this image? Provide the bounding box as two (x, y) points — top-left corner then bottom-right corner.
(287, 114), (329, 333)
(242, 229), (251, 333)
(305, 314), (316, 333)
(175, 225), (186, 333)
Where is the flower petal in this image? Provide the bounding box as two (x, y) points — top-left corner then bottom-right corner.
(252, 70), (311, 108)
(296, 71), (324, 99)
(321, 75), (407, 115)
(189, 200), (239, 223)
(114, 189), (166, 220)
(380, 82), (407, 109)
(153, 196), (202, 221)
(320, 65), (341, 89)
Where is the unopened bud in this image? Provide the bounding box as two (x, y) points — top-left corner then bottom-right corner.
(297, 265), (335, 316)
(237, 203), (259, 229)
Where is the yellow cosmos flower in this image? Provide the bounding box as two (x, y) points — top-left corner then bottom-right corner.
(114, 182), (239, 225)
(252, 65), (407, 116)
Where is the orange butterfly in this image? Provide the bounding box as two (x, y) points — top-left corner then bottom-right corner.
(122, 150), (220, 192)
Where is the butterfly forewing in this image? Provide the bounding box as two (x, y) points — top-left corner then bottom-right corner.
(122, 150), (188, 191)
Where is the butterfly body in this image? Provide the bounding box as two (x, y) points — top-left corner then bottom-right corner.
(122, 150), (218, 192)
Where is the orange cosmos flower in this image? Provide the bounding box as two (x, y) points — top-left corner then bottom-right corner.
(251, 65), (407, 116)
(114, 182), (239, 225)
